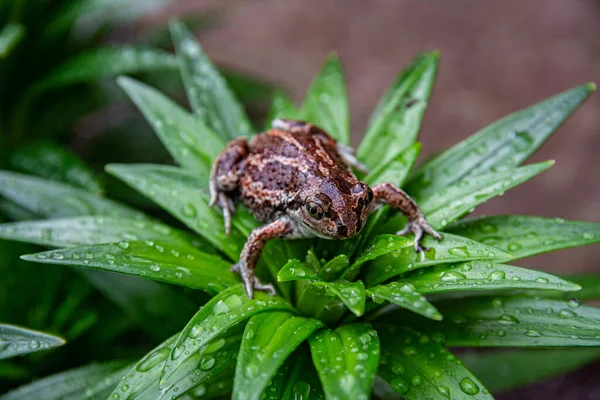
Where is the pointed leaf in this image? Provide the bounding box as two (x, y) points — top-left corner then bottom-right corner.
(0, 324), (65, 360)
(21, 241), (237, 293)
(118, 76), (225, 175)
(358, 52), (438, 168)
(460, 348), (600, 394)
(0, 170), (145, 220)
(301, 54), (349, 144)
(342, 234), (413, 280)
(407, 83), (595, 198)
(364, 142), (421, 187)
(261, 348), (324, 400)
(311, 280), (366, 316)
(170, 21), (253, 139)
(233, 312), (323, 400)
(265, 91), (299, 129)
(0, 360), (131, 400)
(0, 23), (25, 58)
(278, 259), (321, 282)
(406, 261), (581, 295)
(365, 233), (511, 287)
(9, 142), (102, 194)
(377, 326), (492, 399)
(35, 46), (179, 91)
(106, 164), (245, 259)
(160, 285), (294, 388)
(319, 254), (349, 281)
(379, 296), (600, 347)
(0, 216), (200, 249)
(367, 282), (442, 320)
(447, 215), (600, 260)
(419, 161), (553, 229)
(309, 324), (380, 400)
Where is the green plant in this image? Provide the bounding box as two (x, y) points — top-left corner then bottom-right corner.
(1, 20), (600, 399)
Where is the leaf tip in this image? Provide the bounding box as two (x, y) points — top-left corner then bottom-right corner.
(585, 82), (597, 92)
(433, 312), (443, 321)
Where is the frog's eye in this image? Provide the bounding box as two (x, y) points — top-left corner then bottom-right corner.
(307, 202), (325, 220)
(367, 188), (374, 203)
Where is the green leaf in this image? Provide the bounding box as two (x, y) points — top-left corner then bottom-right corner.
(406, 260), (581, 295)
(108, 333), (178, 399)
(379, 296), (600, 347)
(460, 348), (600, 394)
(278, 259), (321, 282)
(312, 280), (366, 317)
(367, 282), (442, 320)
(308, 323), (380, 400)
(8, 142), (102, 194)
(358, 52), (439, 169)
(562, 275), (600, 301)
(261, 348), (324, 400)
(419, 161), (553, 229)
(447, 215), (600, 261)
(301, 54), (349, 144)
(319, 255), (349, 282)
(160, 285), (294, 388)
(0, 360), (131, 400)
(377, 326), (492, 399)
(34, 46), (179, 91)
(0, 324), (65, 360)
(407, 83), (595, 198)
(21, 240), (238, 293)
(342, 234), (413, 280)
(118, 76), (226, 176)
(159, 325), (244, 399)
(170, 20), (253, 139)
(265, 91), (299, 129)
(0, 23), (25, 59)
(233, 312), (323, 400)
(364, 142), (421, 187)
(0, 170), (145, 220)
(365, 233), (512, 287)
(106, 164), (245, 260)
(0, 216), (200, 249)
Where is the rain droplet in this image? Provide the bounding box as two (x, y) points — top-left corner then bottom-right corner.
(488, 270), (506, 281)
(117, 241), (130, 249)
(440, 271), (467, 282)
(390, 377), (409, 394)
(559, 309), (577, 319)
(448, 247), (469, 257)
(137, 347), (170, 372)
(149, 264), (160, 272)
(189, 325), (205, 339)
(459, 377), (480, 395)
(583, 232), (596, 240)
(568, 299), (580, 309)
(198, 356), (215, 371)
(181, 203), (197, 218)
(525, 330), (542, 337)
(498, 314), (519, 324)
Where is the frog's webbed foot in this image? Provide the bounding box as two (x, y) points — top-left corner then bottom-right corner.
(337, 142), (369, 174)
(231, 262), (276, 298)
(396, 214), (443, 254)
(209, 190), (235, 236)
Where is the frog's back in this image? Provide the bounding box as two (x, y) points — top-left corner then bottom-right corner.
(238, 128), (354, 221)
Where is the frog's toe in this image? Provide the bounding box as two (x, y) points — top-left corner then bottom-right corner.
(396, 215), (443, 253)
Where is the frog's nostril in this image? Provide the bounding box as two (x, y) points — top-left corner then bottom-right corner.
(336, 220), (344, 227)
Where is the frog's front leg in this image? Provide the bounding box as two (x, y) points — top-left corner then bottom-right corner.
(371, 183), (442, 252)
(209, 138), (249, 236)
(233, 217), (295, 299)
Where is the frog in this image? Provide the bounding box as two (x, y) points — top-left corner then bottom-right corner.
(209, 118), (442, 298)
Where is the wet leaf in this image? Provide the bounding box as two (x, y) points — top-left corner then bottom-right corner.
(312, 280), (366, 317)
(419, 161), (553, 229)
(407, 83), (595, 198)
(342, 234), (413, 280)
(0, 360), (131, 400)
(0, 23), (25, 58)
(379, 296), (600, 347)
(365, 233), (511, 287)
(364, 143), (421, 187)
(232, 312), (323, 400)
(21, 241), (238, 294)
(318, 255), (349, 281)
(0, 170), (145, 220)
(358, 52), (438, 169)
(170, 20), (253, 139)
(106, 164), (245, 260)
(118, 76), (226, 175)
(278, 259), (321, 282)
(35, 46), (179, 91)
(367, 282), (442, 320)
(378, 326), (492, 399)
(0, 324), (65, 360)
(265, 90), (299, 129)
(9, 142), (102, 193)
(460, 348), (600, 394)
(301, 54), (349, 144)
(160, 285), (294, 389)
(405, 261), (581, 295)
(447, 215), (600, 261)
(308, 323), (380, 400)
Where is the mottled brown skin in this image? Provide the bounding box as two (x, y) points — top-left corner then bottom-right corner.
(210, 119), (442, 298)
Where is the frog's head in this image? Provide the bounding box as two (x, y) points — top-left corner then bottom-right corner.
(295, 179), (374, 239)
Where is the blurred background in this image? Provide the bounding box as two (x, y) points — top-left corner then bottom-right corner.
(1, 0), (599, 398)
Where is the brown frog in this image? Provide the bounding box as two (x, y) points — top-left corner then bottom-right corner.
(209, 119), (442, 298)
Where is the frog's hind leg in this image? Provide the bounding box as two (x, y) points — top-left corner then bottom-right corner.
(209, 137), (249, 236)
